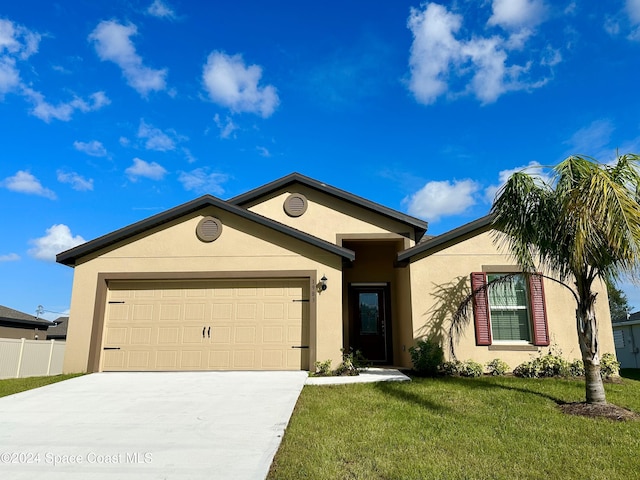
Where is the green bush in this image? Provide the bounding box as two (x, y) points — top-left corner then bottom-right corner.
(538, 353), (570, 377)
(459, 360), (484, 377)
(314, 359), (332, 376)
(486, 358), (510, 376)
(335, 348), (368, 376)
(441, 360), (462, 376)
(569, 359), (585, 377)
(513, 359), (539, 378)
(441, 360), (483, 377)
(514, 353), (573, 378)
(600, 353), (620, 378)
(409, 338), (444, 376)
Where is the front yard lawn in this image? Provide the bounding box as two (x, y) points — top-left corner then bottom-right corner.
(0, 374), (82, 398)
(269, 373), (640, 480)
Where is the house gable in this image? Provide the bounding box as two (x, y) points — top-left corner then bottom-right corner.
(229, 173), (428, 245)
(57, 194), (355, 267)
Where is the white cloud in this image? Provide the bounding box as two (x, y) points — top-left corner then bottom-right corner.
(57, 171), (94, 191)
(202, 51), (279, 117)
(1, 170), (56, 199)
(22, 87), (110, 122)
(89, 20), (167, 95)
(484, 161), (551, 203)
(125, 158), (167, 181)
(256, 146), (271, 157)
(407, 2), (553, 105)
(0, 19), (40, 95)
(137, 120), (177, 151)
(0, 253), (20, 262)
(28, 224), (85, 261)
(178, 168), (228, 195)
(627, 0), (640, 24)
(0, 18), (40, 60)
(487, 0), (547, 30)
(73, 140), (108, 157)
(0, 56), (20, 94)
(147, 0), (177, 19)
(404, 179), (479, 222)
(213, 113), (238, 139)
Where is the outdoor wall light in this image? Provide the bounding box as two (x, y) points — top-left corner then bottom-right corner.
(317, 275), (328, 293)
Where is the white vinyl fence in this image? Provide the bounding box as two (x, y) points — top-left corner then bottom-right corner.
(0, 338), (65, 379)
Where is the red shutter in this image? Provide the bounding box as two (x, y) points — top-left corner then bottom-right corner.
(528, 274), (550, 346)
(471, 272), (492, 346)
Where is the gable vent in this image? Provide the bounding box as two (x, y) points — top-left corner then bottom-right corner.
(196, 216), (223, 242)
(283, 193), (308, 217)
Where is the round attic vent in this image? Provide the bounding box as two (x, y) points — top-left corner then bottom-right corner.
(196, 216), (223, 242)
(283, 193), (308, 217)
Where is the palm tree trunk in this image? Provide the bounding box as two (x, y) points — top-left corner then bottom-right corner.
(576, 295), (606, 404)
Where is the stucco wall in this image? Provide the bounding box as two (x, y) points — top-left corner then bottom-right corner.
(408, 230), (615, 370)
(244, 185), (417, 245)
(63, 206), (345, 373)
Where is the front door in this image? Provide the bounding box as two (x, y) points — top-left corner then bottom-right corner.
(349, 284), (392, 364)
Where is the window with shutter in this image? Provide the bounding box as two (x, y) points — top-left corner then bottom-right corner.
(471, 272), (549, 346)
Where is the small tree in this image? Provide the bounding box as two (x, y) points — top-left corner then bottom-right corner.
(489, 154), (640, 404)
(606, 278), (631, 323)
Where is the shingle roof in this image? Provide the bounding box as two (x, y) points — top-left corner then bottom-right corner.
(0, 305), (53, 328)
(46, 316), (69, 339)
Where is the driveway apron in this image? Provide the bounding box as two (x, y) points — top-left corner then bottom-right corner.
(0, 371), (307, 479)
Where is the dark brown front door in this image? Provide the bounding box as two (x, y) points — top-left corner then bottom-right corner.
(349, 285), (392, 364)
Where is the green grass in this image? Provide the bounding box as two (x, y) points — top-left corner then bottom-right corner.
(0, 374), (83, 398)
(269, 374), (640, 480)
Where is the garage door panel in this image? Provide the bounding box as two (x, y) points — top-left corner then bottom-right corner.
(208, 351), (230, 368)
(158, 327), (180, 344)
(235, 326), (256, 343)
(182, 326), (206, 344)
(130, 327), (152, 344)
(159, 304), (181, 322)
(102, 279), (310, 371)
(156, 351), (178, 368)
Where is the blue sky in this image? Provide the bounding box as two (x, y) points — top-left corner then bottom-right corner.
(1, 0), (640, 320)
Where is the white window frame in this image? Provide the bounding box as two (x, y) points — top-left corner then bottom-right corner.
(487, 273), (532, 344)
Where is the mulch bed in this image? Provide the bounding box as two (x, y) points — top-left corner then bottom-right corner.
(559, 402), (639, 421)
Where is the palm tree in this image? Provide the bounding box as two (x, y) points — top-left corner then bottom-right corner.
(491, 153), (640, 403)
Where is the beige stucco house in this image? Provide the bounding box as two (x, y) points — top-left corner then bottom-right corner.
(57, 173), (615, 373)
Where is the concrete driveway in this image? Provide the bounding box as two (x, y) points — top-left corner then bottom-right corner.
(0, 371), (307, 480)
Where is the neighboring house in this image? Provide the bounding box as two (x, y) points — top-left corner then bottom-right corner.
(0, 305), (52, 340)
(46, 317), (69, 341)
(56, 173), (615, 373)
(612, 313), (640, 368)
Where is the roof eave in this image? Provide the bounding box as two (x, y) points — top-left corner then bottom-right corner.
(397, 214), (495, 263)
(56, 194), (355, 266)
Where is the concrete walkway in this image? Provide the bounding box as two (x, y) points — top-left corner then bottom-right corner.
(0, 371), (307, 480)
(305, 367), (411, 385)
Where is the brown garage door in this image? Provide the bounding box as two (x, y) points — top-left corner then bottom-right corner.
(101, 279), (310, 371)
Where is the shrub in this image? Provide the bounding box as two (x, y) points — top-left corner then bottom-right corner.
(409, 338), (444, 376)
(458, 360), (484, 377)
(441, 360), (462, 376)
(600, 353), (620, 379)
(513, 360), (538, 378)
(335, 348), (368, 376)
(441, 360), (483, 377)
(569, 359), (585, 377)
(538, 353), (570, 377)
(314, 359), (332, 376)
(486, 358), (510, 376)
